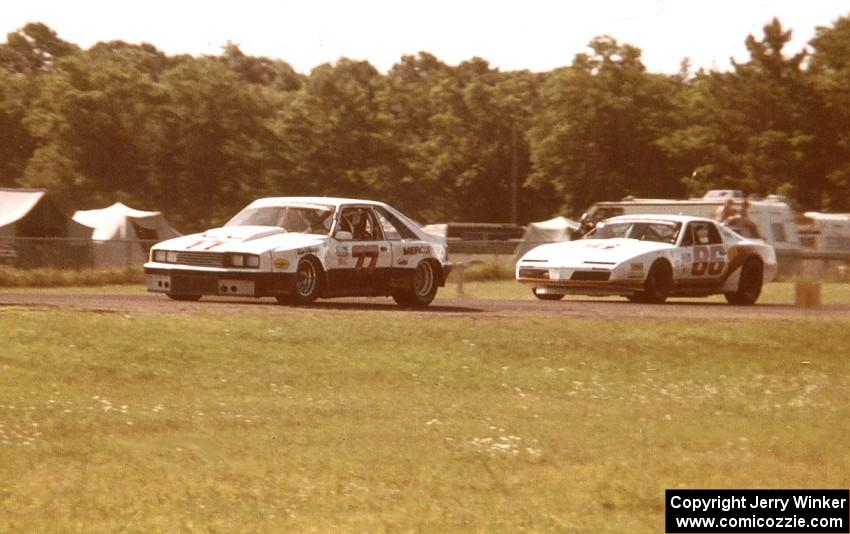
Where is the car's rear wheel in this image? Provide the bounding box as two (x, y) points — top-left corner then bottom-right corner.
(278, 257), (322, 305)
(393, 261), (438, 307)
(533, 288), (564, 301)
(724, 258), (763, 305)
(167, 294), (201, 301)
(635, 261), (672, 304)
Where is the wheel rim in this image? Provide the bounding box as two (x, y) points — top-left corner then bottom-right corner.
(296, 260), (317, 297)
(414, 262), (434, 298)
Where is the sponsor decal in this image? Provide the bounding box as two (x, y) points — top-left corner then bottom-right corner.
(297, 246), (319, 256)
(630, 263), (644, 272)
(397, 258), (409, 266)
(403, 245), (432, 255)
(336, 245), (349, 257)
(337, 256), (349, 266)
(274, 259), (290, 270)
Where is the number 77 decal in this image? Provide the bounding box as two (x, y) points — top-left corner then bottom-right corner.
(352, 245), (380, 274)
(692, 245), (726, 276)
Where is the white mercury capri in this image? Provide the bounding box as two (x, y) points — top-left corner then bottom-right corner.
(144, 197), (451, 306)
(516, 214), (778, 304)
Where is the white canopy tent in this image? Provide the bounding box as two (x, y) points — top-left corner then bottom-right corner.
(0, 188), (95, 268)
(73, 202), (180, 267)
(514, 216), (580, 259)
(0, 188), (91, 239)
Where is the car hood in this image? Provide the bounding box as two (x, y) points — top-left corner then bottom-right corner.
(154, 226), (326, 254)
(520, 238), (672, 265)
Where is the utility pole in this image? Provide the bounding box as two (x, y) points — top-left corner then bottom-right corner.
(510, 122), (518, 224)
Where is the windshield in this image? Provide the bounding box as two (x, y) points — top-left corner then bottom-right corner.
(225, 205), (335, 234)
(585, 221), (680, 244)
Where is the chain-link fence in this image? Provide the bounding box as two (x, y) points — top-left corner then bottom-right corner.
(0, 237), (158, 270)
(0, 236), (847, 281)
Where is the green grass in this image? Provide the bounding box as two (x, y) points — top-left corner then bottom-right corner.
(1, 310), (849, 532)
(0, 267), (143, 288)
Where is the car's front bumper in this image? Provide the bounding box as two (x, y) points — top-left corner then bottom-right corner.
(516, 263), (644, 296)
(144, 267), (295, 297)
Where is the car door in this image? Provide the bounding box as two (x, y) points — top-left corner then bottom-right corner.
(372, 206), (433, 291)
(327, 206), (393, 295)
(678, 221), (728, 287)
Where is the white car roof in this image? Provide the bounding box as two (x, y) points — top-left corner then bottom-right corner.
(247, 197), (389, 209)
(603, 214), (715, 224)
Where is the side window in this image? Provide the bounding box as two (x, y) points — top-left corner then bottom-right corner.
(374, 207), (419, 240)
(682, 222), (722, 246)
(705, 223), (722, 244)
(339, 208), (382, 241)
(374, 210), (402, 240)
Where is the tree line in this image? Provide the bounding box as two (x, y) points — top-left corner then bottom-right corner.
(1, 17), (849, 232)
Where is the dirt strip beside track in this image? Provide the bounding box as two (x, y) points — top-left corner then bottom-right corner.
(1, 292), (848, 320)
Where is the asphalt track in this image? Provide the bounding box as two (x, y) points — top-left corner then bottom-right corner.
(1, 292), (848, 320)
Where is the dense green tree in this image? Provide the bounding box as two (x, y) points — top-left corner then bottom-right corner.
(0, 71), (37, 184)
(19, 45), (167, 211)
(154, 56), (279, 229)
(809, 14), (850, 210)
(528, 37), (683, 216)
(0, 22), (78, 74)
(3, 19), (850, 234)
(272, 58), (398, 202)
(665, 19), (831, 209)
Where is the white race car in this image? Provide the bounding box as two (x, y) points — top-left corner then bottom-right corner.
(516, 214), (778, 304)
(144, 197), (451, 306)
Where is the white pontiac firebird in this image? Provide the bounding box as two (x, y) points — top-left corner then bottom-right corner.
(144, 197), (451, 306)
(516, 214), (778, 304)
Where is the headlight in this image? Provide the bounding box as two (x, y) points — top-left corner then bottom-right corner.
(225, 253), (260, 268)
(153, 250), (167, 262)
(166, 251), (178, 263)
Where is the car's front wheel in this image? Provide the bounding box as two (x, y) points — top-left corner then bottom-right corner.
(633, 261), (672, 304)
(533, 288), (564, 301)
(167, 294), (201, 302)
(393, 261), (438, 307)
(278, 257), (322, 305)
(724, 258), (763, 305)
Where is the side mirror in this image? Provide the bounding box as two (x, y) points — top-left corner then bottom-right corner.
(334, 230), (353, 241)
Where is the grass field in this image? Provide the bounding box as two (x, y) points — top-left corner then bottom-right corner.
(1, 309), (848, 532)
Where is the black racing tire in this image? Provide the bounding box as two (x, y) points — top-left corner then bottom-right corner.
(392, 260), (438, 307)
(533, 288), (564, 301)
(724, 258), (763, 305)
(167, 294), (201, 301)
(638, 261), (672, 304)
(279, 257), (323, 305)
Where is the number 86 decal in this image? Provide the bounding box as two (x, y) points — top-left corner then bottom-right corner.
(692, 245), (726, 276)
